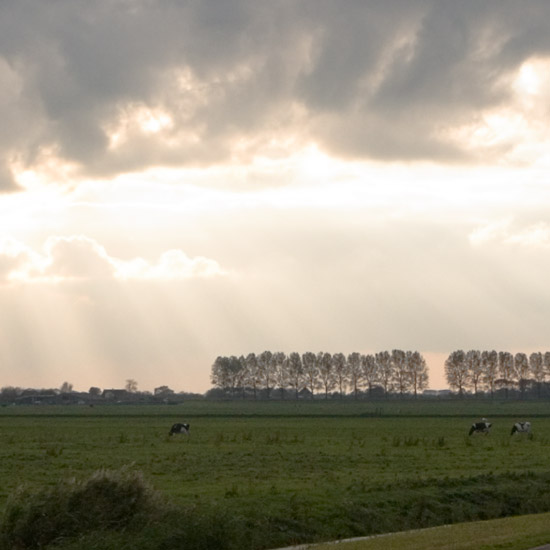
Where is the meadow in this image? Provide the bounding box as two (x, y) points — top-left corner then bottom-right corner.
(0, 399), (550, 549)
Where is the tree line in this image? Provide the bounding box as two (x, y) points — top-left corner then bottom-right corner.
(444, 350), (550, 397)
(210, 350), (429, 399)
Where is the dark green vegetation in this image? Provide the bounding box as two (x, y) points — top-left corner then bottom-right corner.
(0, 469), (159, 549)
(0, 400), (550, 549)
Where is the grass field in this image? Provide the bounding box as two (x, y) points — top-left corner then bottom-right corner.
(0, 399), (549, 549)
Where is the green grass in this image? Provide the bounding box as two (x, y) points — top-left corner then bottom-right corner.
(1, 400), (550, 548)
(1, 414), (550, 508)
(2, 396), (550, 417)
(312, 512), (550, 550)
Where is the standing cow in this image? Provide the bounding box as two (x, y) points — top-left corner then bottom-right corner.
(469, 418), (491, 436)
(169, 422), (190, 436)
(511, 421), (531, 435)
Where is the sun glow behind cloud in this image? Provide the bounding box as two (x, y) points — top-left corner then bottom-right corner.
(462, 57), (550, 164)
(106, 104), (175, 150)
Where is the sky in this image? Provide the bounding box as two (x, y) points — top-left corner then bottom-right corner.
(1, 0), (550, 393)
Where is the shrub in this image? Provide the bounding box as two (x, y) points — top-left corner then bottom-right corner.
(0, 468), (160, 550)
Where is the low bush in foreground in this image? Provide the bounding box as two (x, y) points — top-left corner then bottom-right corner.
(3, 469), (550, 549)
(0, 468), (159, 550)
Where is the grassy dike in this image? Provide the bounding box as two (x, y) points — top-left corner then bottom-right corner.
(311, 512), (550, 550)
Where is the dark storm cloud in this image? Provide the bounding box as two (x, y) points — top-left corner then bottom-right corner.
(1, 0), (550, 186)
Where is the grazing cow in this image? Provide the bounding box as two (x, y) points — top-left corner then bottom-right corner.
(469, 418), (491, 436)
(169, 422), (190, 436)
(511, 421), (531, 435)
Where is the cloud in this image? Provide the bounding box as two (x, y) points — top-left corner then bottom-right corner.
(0, 236), (225, 283)
(469, 220), (550, 248)
(2, 0), (550, 188)
(42, 236), (116, 280)
(113, 249), (226, 281)
(504, 223), (550, 247)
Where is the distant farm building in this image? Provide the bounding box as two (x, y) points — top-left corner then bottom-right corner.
(101, 389), (130, 401)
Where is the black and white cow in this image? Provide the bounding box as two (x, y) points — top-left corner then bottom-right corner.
(469, 419), (491, 436)
(511, 421), (531, 435)
(169, 422), (190, 436)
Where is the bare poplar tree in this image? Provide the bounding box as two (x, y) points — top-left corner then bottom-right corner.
(514, 352), (530, 397)
(347, 352), (362, 399)
(375, 351), (393, 397)
(258, 350), (274, 398)
(406, 351), (428, 397)
(211, 357), (230, 391)
(444, 350), (469, 395)
(465, 350), (483, 395)
(544, 352), (550, 379)
(287, 352), (304, 399)
(317, 352), (335, 399)
(481, 350), (498, 397)
(332, 352), (348, 397)
(361, 354), (378, 397)
(391, 349), (409, 396)
(301, 351), (318, 398)
(236, 355), (248, 398)
(498, 351), (515, 398)
(529, 352), (545, 398)
(226, 356), (244, 396)
(272, 352), (289, 399)
(245, 352), (260, 399)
